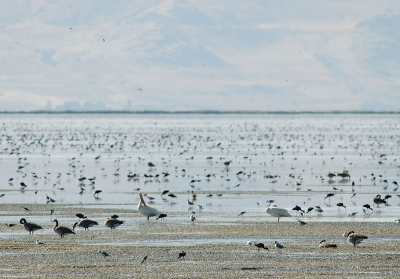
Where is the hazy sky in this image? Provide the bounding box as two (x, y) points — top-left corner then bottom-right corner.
(1, 0), (400, 111)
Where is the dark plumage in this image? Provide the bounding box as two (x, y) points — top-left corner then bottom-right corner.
(156, 213), (167, 220)
(74, 219), (99, 230)
(178, 250), (186, 259)
(104, 218), (124, 229)
(254, 242), (269, 251)
(53, 219), (75, 238)
(20, 218), (42, 235)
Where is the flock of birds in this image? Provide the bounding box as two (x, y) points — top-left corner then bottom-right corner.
(1, 115), (399, 260)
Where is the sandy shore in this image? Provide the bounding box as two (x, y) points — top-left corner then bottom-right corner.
(1, 204), (400, 278)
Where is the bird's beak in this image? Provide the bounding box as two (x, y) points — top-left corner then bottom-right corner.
(139, 193), (147, 207)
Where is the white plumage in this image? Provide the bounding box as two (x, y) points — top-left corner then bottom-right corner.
(138, 192), (161, 220)
(266, 205), (292, 222)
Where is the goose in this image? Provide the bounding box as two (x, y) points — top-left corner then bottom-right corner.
(53, 219), (75, 238)
(20, 218), (42, 235)
(266, 205), (291, 222)
(74, 219), (99, 230)
(104, 218), (124, 229)
(138, 192), (161, 220)
(347, 231), (368, 247)
(319, 240), (337, 248)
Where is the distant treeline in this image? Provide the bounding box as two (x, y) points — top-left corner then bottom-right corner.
(0, 110), (400, 114)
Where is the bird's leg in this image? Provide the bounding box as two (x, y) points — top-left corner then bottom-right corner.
(147, 216), (149, 220)
(278, 218), (280, 222)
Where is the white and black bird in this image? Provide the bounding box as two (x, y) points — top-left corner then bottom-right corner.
(274, 241), (285, 249)
(98, 250), (110, 257)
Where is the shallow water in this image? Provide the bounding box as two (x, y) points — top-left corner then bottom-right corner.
(0, 114), (399, 223)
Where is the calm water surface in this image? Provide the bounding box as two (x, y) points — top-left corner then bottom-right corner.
(0, 114), (399, 222)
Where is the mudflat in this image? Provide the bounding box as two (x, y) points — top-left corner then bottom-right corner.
(0, 204), (399, 278)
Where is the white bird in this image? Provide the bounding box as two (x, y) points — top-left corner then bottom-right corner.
(36, 240), (45, 245)
(247, 241), (254, 246)
(266, 205), (292, 222)
(138, 192), (161, 220)
(98, 250), (110, 257)
(274, 241), (285, 249)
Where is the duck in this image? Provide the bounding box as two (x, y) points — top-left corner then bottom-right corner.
(20, 218), (42, 235)
(53, 219), (75, 238)
(373, 195), (386, 207)
(138, 192), (161, 220)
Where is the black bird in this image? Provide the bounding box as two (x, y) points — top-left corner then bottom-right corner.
(178, 250), (186, 259)
(363, 204), (373, 211)
(307, 207), (314, 214)
(5, 223), (16, 228)
(161, 190), (169, 196)
(168, 193), (177, 198)
(141, 256), (148, 264)
(254, 242), (269, 251)
(337, 203), (346, 211)
(20, 182), (27, 187)
(110, 214), (119, 219)
(384, 195), (392, 200)
(76, 213), (87, 219)
(324, 193), (334, 200)
(156, 213), (167, 220)
(20, 218), (42, 235)
(148, 162), (155, 167)
(93, 190), (102, 197)
(292, 205), (305, 215)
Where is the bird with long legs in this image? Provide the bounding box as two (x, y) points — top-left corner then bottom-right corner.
(266, 205), (291, 222)
(138, 192), (161, 220)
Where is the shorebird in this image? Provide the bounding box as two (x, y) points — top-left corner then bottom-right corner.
(141, 256), (148, 264)
(190, 214), (196, 222)
(292, 205), (305, 215)
(319, 240), (337, 248)
(266, 205), (291, 222)
(93, 190), (102, 198)
(326, 172), (336, 178)
(73, 219), (99, 230)
(274, 241), (285, 249)
(99, 250), (110, 257)
(336, 203), (346, 213)
(20, 218), (42, 235)
(36, 240), (45, 245)
(156, 213), (167, 220)
(373, 195), (386, 207)
(76, 213), (87, 219)
(298, 220), (307, 226)
(104, 218), (124, 229)
(178, 250), (186, 259)
(138, 192), (161, 220)
(254, 242), (268, 251)
(147, 162), (155, 167)
(53, 219), (75, 238)
(347, 231), (368, 248)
